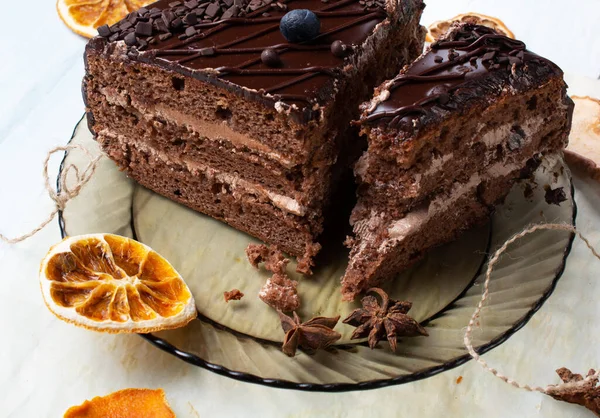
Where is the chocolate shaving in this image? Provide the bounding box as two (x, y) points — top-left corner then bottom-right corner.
(277, 310), (341, 356)
(546, 368), (600, 417)
(224, 288), (244, 302)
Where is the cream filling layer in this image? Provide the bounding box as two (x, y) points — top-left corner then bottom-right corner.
(99, 129), (307, 216)
(99, 87), (295, 168)
(361, 116), (544, 193)
(384, 160), (521, 248)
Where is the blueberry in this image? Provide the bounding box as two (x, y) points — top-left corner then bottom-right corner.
(279, 9), (321, 43)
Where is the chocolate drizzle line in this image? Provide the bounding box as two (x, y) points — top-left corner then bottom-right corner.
(362, 25), (550, 127)
(98, 0), (388, 111)
(156, 2), (385, 102)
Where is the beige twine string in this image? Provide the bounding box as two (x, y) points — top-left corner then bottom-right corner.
(464, 223), (600, 393)
(0, 145), (100, 244)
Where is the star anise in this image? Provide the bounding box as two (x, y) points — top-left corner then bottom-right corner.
(546, 368), (600, 417)
(342, 288), (428, 351)
(277, 310), (341, 357)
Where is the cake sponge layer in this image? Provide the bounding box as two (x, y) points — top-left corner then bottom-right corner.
(102, 135), (322, 260)
(342, 156), (538, 300)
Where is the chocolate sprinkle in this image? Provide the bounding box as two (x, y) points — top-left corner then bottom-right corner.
(97, 24), (111, 37)
(93, 0), (391, 122)
(124, 32), (138, 46)
(185, 26), (197, 37)
(362, 24), (557, 128)
(135, 21), (153, 36)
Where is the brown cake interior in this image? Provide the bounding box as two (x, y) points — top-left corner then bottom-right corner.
(342, 24), (573, 300)
(352, 81), (571, 221)
(83, 0), (425, 264)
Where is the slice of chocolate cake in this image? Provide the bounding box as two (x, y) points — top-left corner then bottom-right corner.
(342, 23), (573, 300)
(83, 0), (425, 269)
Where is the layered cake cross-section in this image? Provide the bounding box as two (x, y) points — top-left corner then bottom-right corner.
(83, 0), (425, 270)
(342, 23), (574, 300)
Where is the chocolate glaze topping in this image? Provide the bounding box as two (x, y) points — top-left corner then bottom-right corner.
(91, 0), (390, 122)
(361, 24), (559, 129)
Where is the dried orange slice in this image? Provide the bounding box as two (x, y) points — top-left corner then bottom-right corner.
(426, 13), (515, 42)
(565, 96), (600, 181)
(40, 234), (197, 333)
(57, 0), (155, 38)
(64, 388), (175, 418)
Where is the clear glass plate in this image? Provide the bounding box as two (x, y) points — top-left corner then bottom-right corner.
(58, 117), (575, 391)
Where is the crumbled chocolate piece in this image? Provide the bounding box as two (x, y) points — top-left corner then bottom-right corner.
(124, 32), (138, 46)
(277, 311), (341, 356)
(343, 288), (427, 351)
(205, 2), (220, 18)
(433, 55), (443, 63)
(544, 185), (567, 206)
(97, 24), (111, 37)
(184, 12), (198, 25)
(224, 288), (244, 302)
(185, 26), (197, 37)
(261, 48), (281, 67)
(171, 17), (184, 29)
(546, 368), (600, 416)
(154, 18), (169, 33)
(222, 5), (240, 19)
(161, 9), (176, 26)
(135, 21), (153, 36)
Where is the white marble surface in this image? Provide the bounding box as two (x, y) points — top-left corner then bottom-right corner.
(1, 1), (600, 417)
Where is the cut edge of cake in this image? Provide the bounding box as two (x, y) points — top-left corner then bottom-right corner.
(341, 23), (574, 300)
(82, 0), (426, 269)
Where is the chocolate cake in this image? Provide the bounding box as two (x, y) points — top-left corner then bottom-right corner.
(83, 0), (425, 269)
(342, 23), (574, 300)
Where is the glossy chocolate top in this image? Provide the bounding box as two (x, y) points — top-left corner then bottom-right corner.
(360, 24), (561, 129)
(91, 0), (390, 123)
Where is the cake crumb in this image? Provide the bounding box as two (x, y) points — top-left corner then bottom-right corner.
(224, 289), (244, 302)
(523, 183), (534, 199)
(456, 376), (463, 384)
(259, 273), (300, 312)
(246, 244), (300, 311)
(544, 185), (567, 206)
(295, 242), (321, 275)
(245, 244), (288, 274)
